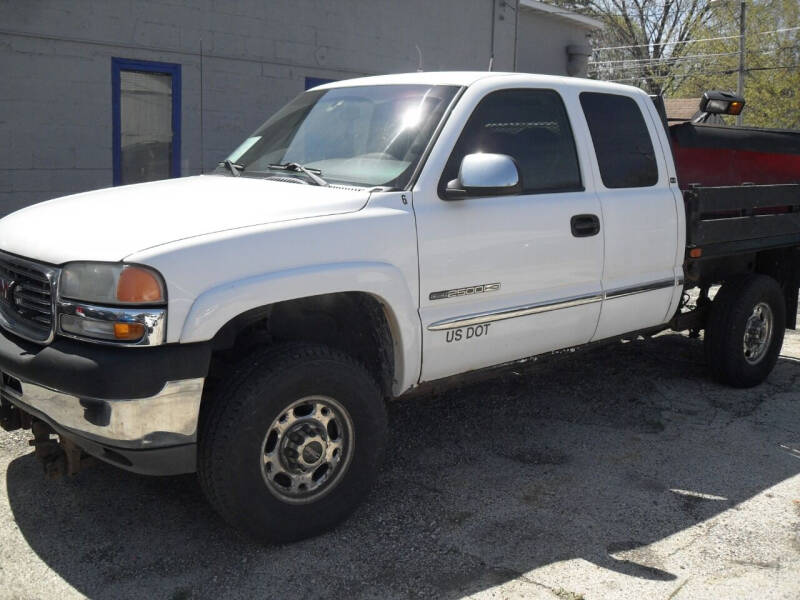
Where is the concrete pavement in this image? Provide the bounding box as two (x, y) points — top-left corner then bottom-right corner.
(1, 330), (799, 599)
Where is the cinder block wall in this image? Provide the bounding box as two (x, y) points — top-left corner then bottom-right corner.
(515, 10), (592, 76)
(0, 0), (536, 215)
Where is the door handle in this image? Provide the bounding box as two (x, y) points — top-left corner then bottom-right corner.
(571, 214), (600, 237)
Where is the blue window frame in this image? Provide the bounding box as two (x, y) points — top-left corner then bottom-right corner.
(305, 76), (336, 90)
(112, 58), (181, 186)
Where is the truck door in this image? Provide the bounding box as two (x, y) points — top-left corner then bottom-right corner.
(577, 92), (682, 341)
(414, 87), (604, 382)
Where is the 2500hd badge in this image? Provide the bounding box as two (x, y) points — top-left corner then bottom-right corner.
(429, 282), (501, 301)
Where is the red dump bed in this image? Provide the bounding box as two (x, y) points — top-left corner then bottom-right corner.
(670, 123), (800, 189)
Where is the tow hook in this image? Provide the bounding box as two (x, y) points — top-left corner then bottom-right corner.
(28, 420), (94, 479)
(0, 398), (22, 431)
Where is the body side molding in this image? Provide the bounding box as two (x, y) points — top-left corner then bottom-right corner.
(428, 277), (681, 331)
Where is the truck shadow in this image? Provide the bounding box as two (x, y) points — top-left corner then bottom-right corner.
(5, 333), (800, 599)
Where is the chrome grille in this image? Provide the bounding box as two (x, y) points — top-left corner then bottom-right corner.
(0, 252), (57, 344)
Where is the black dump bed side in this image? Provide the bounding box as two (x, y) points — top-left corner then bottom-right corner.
(685, 183), (800, 259)
(683, 182), (800, 330)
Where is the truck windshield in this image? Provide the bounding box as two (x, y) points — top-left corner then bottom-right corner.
(218, 84), (460, 189)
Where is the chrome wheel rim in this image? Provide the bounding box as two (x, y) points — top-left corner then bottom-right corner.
(260, 395), (354, 504)
(743, 302), (773, 365)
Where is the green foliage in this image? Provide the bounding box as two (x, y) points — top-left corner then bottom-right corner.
(555, 0), (799, 129)
(671, 0), (799, 129)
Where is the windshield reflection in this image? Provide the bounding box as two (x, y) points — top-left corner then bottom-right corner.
(219, 84), (460, 189)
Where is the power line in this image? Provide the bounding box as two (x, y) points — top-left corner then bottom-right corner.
(743, 63), (800, 72)
(521, 6), (688, 19)
(596, 70), (734, 83)
(589, 46), (795, 73)
(595, 63), (800, 82)
(589, 45), (799, 71)
(591, 25), (800, 52)
(595, 33), (745, 52)
(590, 50), (740, 66)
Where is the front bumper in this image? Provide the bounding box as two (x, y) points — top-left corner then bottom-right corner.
(1, 373), (203, 475)
(0, 327), (212, 475)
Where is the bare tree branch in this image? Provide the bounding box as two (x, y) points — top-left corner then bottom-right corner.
(554, 0), (714, 93)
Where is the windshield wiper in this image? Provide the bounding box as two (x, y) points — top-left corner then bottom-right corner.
(223, 159), (243, 177)
(268, 162), (328, 187)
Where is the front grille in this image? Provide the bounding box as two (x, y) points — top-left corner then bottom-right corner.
(0, 252), (57, 344)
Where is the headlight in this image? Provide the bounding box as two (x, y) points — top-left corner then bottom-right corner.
(60, 263), (166, 305)
(57, 263), (167, 346)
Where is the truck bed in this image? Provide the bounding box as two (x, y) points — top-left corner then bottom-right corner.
(669, 119), (800, 261)
(670, 123), (800, 188)
(683, 182), (800, 330)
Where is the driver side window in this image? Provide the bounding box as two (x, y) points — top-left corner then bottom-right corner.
(439, 88), (583, 198)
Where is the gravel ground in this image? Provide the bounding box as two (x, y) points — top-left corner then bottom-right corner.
(1, 329), (799, 600)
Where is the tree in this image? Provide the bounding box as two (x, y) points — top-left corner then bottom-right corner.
(555, 0), (800, 128)
(555, 0), (716, 94)
(670, 0), (800, 129)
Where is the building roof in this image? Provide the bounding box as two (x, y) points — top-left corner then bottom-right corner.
(519, 0), (604, 30)
(664, 97), (702, 121)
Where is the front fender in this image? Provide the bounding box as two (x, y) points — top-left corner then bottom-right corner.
(180, 261), (421, 395)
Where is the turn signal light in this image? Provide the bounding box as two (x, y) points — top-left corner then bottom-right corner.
(61, 314), (146, 343)
(689, 248), (703, 258)
(114, 322), (146, 340)
(727, 101), (744, 116)
(117, 266), (164, 303)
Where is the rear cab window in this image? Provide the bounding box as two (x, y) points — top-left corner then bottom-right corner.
(439, 88), (583, 198)
(579, 92), (659, 189)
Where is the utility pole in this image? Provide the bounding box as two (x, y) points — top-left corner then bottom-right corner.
(737, 0), (746, 126)
(711, 0), (747, 124)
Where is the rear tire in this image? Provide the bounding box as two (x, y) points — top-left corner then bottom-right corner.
(704, 274), (785, 388)
(198, 343), (387, 543)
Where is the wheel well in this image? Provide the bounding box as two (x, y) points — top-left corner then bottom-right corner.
(206, 292), (396, 397)
(686, 247), (800, 330)
(755, 248), (800, 329)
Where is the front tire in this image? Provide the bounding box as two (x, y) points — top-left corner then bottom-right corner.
(704, 274), (786, 388)
(198, 343), (387, 543)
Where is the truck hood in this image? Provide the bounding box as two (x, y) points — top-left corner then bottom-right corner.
(0, 175), (371, 264)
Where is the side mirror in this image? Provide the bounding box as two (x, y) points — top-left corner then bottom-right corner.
(445, 153), (522, 199)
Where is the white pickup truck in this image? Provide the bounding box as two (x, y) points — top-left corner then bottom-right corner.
(2, 72), (800, 542)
